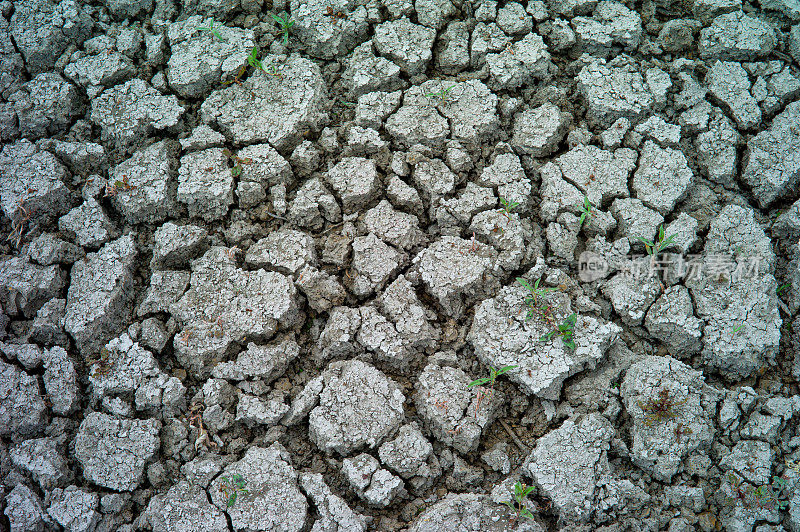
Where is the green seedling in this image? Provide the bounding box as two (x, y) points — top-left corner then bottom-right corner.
(198, 18), (226, 41)
(726, 472), (749, 508)
(265, 62), (282, 77)
(105, 175), (136, 197)
(246, 46), (264, 71)
(726, 473), (791, 511)
(245, 47), (281, 77)
(777, 283), (791, 296)
(502, 481), (537, 522)
(540, 313), (577, 350)
(499, 197), (520, 221)
(517, 277), (556, 321)
(638, 225), (676, 256)
(424, 84), (457, 102)
(222, 148), (252, 177)
(637, 388), (686, 427)
(732, 323), (744, 335)
(469, 365), (517, 416)
(578, 196), (593, 229)
(517, 277), (556, 327)
(726, 473), (754, 509)
(219, 474), (249, 508)
(226, 47), (281, 86)
(468, 365), (517, 389)
(271, 13), (295, 45)
(752, 477), (790, 511)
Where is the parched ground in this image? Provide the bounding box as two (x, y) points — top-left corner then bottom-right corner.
(2, 0), (800, 530)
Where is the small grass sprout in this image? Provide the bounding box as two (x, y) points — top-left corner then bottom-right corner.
(540, 313), (577, 350)
(517, 277), (556, 320)
(499, 197), (520, 221)
(198, 18), (226, 41)
(732, 323), (744, 335)
(468, 365), (517, 389)
(226, 47), (281, 86)
(219, 474), (249, 508)
(777, 283), (791, 296)
(246, 46), (264, 71)
(502, 481), (537, 522)
(222, 148), (253, 177)
(469, 365), (517, 416)
(424, 84), (457, 102)
(578, 196), (593, 229)
(246, 46), (281, 77)
(638, 225), (676, 256)
(271, 13), (295, 45)
(637, 388), (686, 427)
(265, 62), (281, 77)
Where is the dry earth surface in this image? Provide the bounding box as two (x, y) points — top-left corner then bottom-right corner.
(2, 0), (800, 530)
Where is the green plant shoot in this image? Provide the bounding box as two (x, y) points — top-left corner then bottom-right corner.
(198, 18), (226, 41)
(424, 84), (457, 102)
(518, 277), (556, 320)
(468, 365), (518, 389)
(638, 225), (676, 256)
(222, 148), (252, 177)
(219, 474), (248, 508)
(502, 481), (537, 521)
(271, 14), (295, 45)
(247, 47), (264, 71)
(578, 196), (593, 229)
(637, 388), (686, 426)
(540, 313), (577, 350)
(500, 197), (520, 220)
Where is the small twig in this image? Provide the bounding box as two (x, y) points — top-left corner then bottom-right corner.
(7, 197), (32, 248)
(474, 387), (489, 419)
(321, 221), (344, 235)
(264, 210), (288, 221)
(771, 50), (798, 67)
(459, 231), (479, 255)
(778, 300), (792, 317)
(499, 419), (529, 453)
